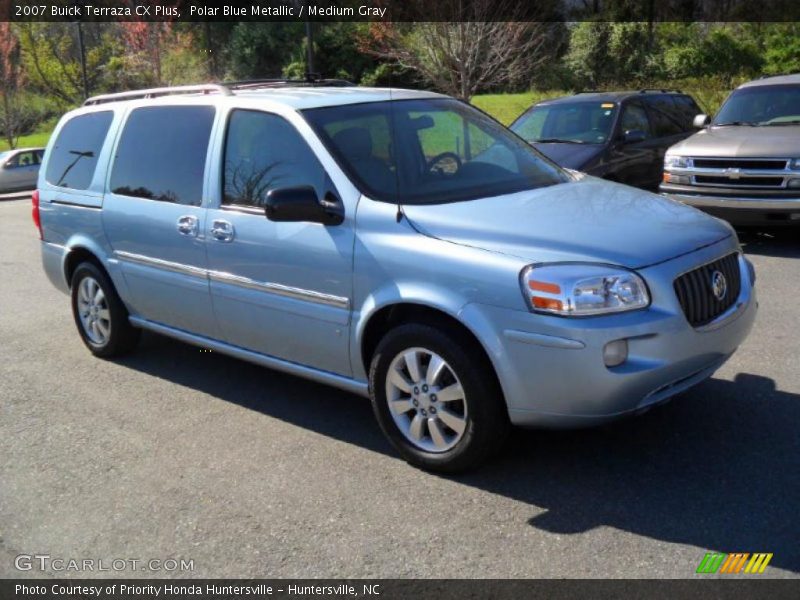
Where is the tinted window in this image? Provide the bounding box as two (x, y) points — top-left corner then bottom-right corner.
(644, 96), (683, 137)
(6, 151), (36, 168)
(45, 111), (112, 190)
(511, 101), (617, 144)
(304, 99), (567, 205)
(620, 103), (651, 138)
(223, 110), (327, 207)
(713, 84), (800, 126)
(110, 106), (215, 205)
(674, 95), (702, 128)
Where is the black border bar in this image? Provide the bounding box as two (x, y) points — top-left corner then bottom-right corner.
(3, 579), (799, 600)
(4, 0), (800, 22)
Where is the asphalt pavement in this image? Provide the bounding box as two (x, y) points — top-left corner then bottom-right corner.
(1, 197), (798, 578)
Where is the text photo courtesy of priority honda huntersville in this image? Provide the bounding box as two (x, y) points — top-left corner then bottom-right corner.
(35, 83), (756, 472)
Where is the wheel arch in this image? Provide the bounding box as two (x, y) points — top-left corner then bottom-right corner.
(358, 302), (503, 400)
(64, 246), (105, 287)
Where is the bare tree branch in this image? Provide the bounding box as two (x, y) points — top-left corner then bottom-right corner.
(363, 1), (557, 101)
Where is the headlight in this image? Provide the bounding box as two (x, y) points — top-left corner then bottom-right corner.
(664, 155), (689, 169)
(520, 264), (650, 317)
(790, 158), (800, 170)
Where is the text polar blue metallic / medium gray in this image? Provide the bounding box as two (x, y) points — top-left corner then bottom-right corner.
(36, 84), (756, 469)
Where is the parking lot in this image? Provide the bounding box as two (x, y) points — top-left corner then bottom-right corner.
(1, 196), (798, 578)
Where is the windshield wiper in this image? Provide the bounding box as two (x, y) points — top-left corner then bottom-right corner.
(533, 138), (587, 144)
(713, 121), (761, 127)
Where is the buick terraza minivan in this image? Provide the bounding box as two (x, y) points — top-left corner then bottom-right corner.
(36, 83), (757, 472)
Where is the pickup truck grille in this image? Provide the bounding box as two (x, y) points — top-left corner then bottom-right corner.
(694, 175), (785, 187)
(674, 253), (741, 327)
(692, 158), (789, 170)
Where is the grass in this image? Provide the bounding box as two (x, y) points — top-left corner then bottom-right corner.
(472, 91), (566, 125)
(0, 130), (52, 152)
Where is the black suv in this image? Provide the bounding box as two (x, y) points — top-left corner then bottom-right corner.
(510, 90), (702, 191)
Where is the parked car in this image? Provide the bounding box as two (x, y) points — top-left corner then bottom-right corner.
(0, 147), (44, 193)
(35, 83), (756, 472)
(510, 90), (702, 190)
(661, 73), (800, 226)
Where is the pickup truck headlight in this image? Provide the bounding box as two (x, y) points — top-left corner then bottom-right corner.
(520, 264), (650, 316)
(664, 155), (689, 169)
(790, 158), (800, 170)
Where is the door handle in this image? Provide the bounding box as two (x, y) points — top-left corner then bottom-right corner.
(211, 219), (235, 242)
(177, 215), (199, 237)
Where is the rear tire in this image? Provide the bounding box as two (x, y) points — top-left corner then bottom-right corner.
(369, 323), (510, 473)
(70, 262), (140, 358)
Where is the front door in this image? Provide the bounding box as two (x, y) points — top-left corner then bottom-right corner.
(610, 101), (659, 189)
(102, 104), (219, 338)
(205, 109), (354, 376)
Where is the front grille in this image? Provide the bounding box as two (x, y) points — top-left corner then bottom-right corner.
(694, 175), (784, 187)
(692, 158), (788, 170)
(674, 253), (741, 327)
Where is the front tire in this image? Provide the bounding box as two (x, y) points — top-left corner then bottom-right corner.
(70, 262), (140, 358)
(369, 323), (510, 473)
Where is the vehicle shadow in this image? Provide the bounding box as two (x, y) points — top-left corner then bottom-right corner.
(737, 227), (800, 259)
(119, 333), (800, 574)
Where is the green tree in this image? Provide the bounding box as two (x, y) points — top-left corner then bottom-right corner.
(762, 24), (800, 75)
(564, 22), (613, 88)
(225, 23), (303, 80)
(662, 25), (762, 86)
(16, 23), (120, 105)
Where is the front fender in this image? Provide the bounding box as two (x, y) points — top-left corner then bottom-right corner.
(349, 281), (470, 381)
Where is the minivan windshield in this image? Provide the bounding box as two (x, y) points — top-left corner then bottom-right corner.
(303, 98), (567, 205)
(713, 84), (800, 126)
(510, 101), (617, 144)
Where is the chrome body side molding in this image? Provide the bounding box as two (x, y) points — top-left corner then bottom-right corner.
(114, 250), (350, 309)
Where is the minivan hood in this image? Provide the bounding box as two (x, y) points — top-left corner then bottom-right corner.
(402, 176), (732, 269)
(669, 125), (800, 158)
(531, 143), (604, 170)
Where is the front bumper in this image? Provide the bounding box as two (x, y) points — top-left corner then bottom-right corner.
(661, 186), (800, 225)
(461, 243), (757, 428)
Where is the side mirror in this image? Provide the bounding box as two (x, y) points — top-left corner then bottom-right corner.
(693, 114), (710, 128)
(623, 129), (647, 144)
(264, 186), (344, 226)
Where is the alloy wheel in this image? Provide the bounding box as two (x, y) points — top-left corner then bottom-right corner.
(385, 347), (468, 452)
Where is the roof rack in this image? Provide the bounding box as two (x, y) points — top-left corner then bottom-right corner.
(222, 77), (356, 90)
(575, 90), (604, 94)
(84, 84), (231, 106)
(82, 77), (357, 107)
(639, 88), (683, 94)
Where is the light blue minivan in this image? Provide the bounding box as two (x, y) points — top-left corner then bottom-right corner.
(35, 83), (757, 471)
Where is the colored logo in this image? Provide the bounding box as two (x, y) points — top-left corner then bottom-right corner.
(696, 552), (773, 574)
(711, 270), (727, 301)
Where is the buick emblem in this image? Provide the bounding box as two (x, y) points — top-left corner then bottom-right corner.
(725, 168), (741, 180)
(711, 270), (727, 301)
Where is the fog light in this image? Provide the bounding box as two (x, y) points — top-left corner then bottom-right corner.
(603, 339), (628, 367)
(788, 179), (800, 189)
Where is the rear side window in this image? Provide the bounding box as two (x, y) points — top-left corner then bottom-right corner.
(223, 110), (327, 207)
(644, 96), (684, 137)
(674, 96), (703, 128)
(45, 111), (113, 190)
(110, 106), (215, 206)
